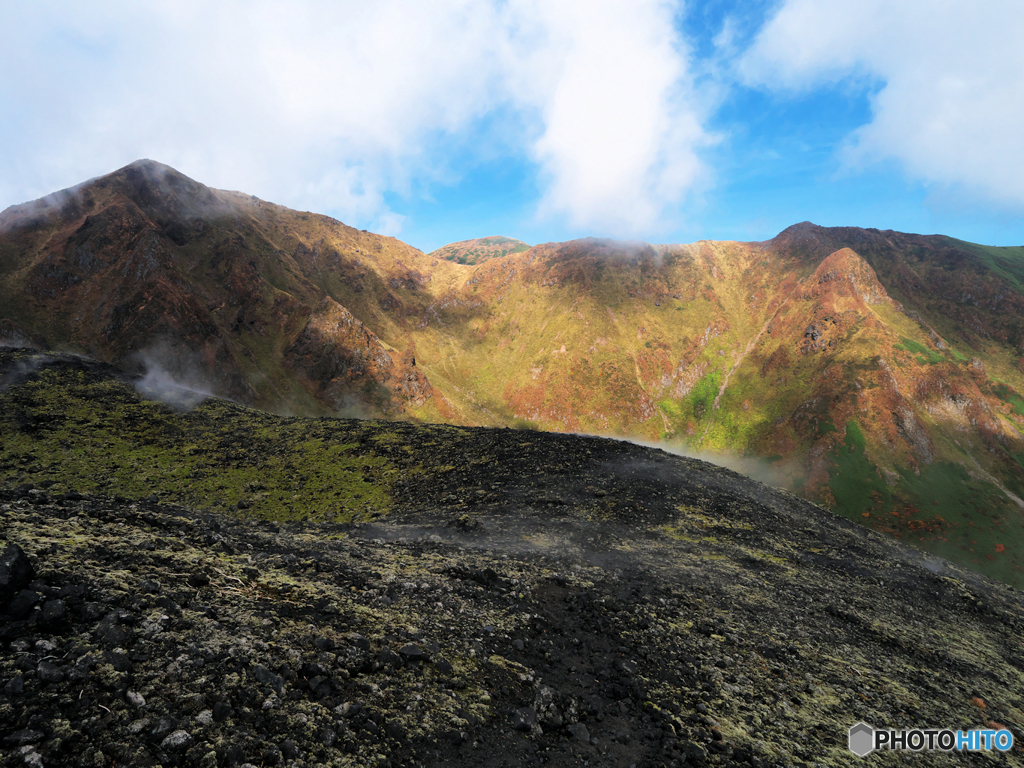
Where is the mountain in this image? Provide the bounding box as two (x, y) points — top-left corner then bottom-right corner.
(411, 230), (1024, 588)
(0, 160), (443, 417)
(430, 235), (531, 266)
(2, 348), (1024, 767)
(4, 162), (1024, 590)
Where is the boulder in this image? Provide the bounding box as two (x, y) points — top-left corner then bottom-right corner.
(0, 544), (35, 611)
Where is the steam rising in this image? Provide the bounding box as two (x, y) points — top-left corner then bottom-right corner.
(599, 434), (797, 491)
(0, 320), (36, 349)
(133, 342), (217, 411)
(0, 334), (31, 349)
(0, 355), (45, 394)
(664, 443), (795, 490)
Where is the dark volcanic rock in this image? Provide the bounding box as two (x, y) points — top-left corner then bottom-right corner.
(160, 729), (192, 751)
(212, 701), (232, 722)
(567, 721), (590, 743)
(0, 544), (35, 610)
(39, 598), (66, 624)
(3, 675), (24, 695)
(36, 661), (64, 684)
(3, 433), (1024, 765)
(250, 664), (284, 695)
(5, 589), (39, 619)
(94, 613), (130, 647)
(510, 707), (538, 732)
(398, 642), (424, 659)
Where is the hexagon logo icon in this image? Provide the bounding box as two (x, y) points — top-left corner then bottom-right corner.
(849, 722), (875, 756)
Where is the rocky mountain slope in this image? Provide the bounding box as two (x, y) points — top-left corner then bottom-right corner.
(4, 163), (1024, 589)
(2, 349), (1024, 767)
(0, 160), (443, 417)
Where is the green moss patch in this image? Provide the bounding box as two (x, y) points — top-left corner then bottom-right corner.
(0, 361), (394, 523)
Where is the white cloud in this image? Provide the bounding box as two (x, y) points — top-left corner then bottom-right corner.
(503, 0), (711, 235)
(739, 0), (1024, 208)
(0, 0), (709, 237)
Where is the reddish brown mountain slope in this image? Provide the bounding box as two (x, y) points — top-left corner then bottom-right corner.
(0, 160), (444, 415)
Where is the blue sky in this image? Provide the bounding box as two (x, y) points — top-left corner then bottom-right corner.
(3, 1), (1024, 252)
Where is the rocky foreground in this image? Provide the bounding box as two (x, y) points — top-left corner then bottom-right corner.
(3, 478), (1024, 767)
(2, 350), (1024, 766)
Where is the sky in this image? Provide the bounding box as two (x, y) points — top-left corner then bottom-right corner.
(3, 0), (1024, 253)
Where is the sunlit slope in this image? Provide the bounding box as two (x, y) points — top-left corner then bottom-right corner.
(410, 238), (791, 433)
(408, 231), (1024, 585)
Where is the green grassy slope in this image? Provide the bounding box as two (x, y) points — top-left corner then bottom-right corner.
(406, 235), (1024, 590)
(945, 237), (1024, 294)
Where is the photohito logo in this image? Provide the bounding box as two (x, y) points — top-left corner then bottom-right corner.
(848, 722), (1014, 755)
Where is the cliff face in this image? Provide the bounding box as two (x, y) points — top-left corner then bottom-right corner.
(5, 165), (1024, 588)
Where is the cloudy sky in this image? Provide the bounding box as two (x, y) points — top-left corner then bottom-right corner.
(3, 0), (1023, 252)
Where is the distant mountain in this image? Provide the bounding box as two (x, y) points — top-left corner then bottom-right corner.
(4, 163), (1024, 588)
(430, 235), (530, 265)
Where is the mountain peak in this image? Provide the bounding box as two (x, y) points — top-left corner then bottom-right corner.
(106, 159), (221, 217)
(0, 160), (223, 234)
(120, 158), (176, 173)
(783, 220), (820, 232)
(806, 247), (892, 305)
(768, 221), (832, 253)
